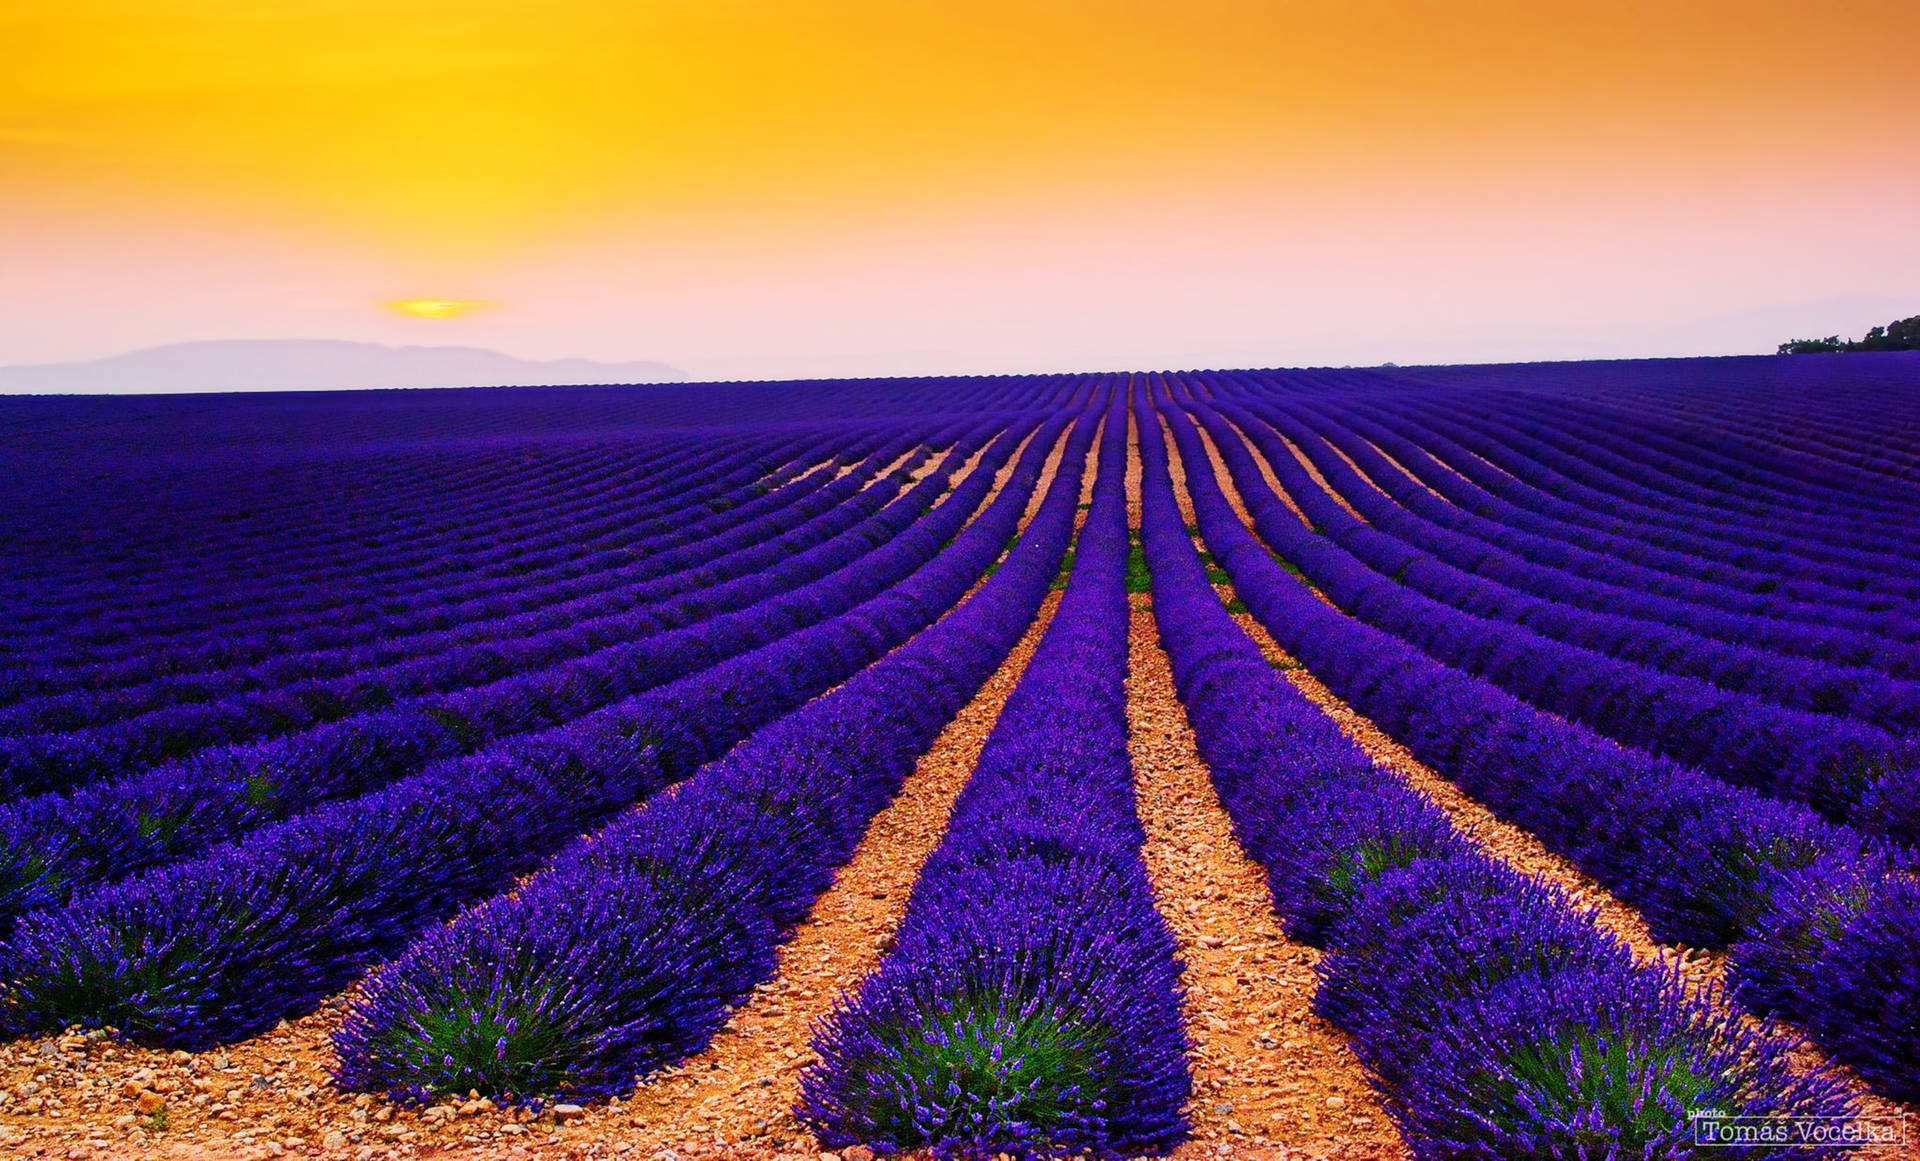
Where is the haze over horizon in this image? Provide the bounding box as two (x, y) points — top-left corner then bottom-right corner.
(0, 340), (687, 395)
(4, 1), (1915, 385)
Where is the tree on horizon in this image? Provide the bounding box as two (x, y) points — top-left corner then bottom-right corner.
(1780, 315), (1920, 354)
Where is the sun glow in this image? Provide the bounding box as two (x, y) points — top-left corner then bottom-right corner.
(385, 299), (488, 320)
(2, 0), (1914, 375)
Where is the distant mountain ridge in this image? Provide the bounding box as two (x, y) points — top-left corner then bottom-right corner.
(0, 341), (685, 395)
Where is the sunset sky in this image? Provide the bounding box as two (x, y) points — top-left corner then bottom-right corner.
(2, 0), (1915, 382)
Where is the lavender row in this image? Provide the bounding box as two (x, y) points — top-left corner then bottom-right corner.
(1396, 357), (1920, 482)
(1465, 384), (1920, 531)
(1326, 394), (1915, 625)
(1284, 357), (1920, 501)
(2, 435), (726, 610)
(800, 394), (1190, 1156)
(1202, 399), (1920, 733)
(1389, 395), (1920, 596)
(1, 436), (740, 640)
(1358, 401), (1915, 619)
(0, 423), (1011, 923)
(328, 398), (1098, 1105)
(1285, 398), (1920, 666)
(0, 409), (720, 568)
(0, 437), (922, 743)
(1392, 386), (1920, 544)
(0, 440), (915, 735)
(1258, 398), (1919, 683)
(0, 372), (1088, 591)
(1182, 397), (1920, 838)
(0, 444), (842, 706)
(0, 434), (861, 702)
(1162, 384), (1920, 1104)
(3, 435), (697, 598)
(1137, 388), (1852, 1155)
(1294, 391), (1916, 633)
(0, 366), (1071, 593)
(0, 441), (928, 805)
(1575, 360), (1920, 490)
(1470, 392), (1920, 549)
(0, 445), (901, 784)
(0, 408), (1077, 1051)
(3, 433), (834, 663)
(0, 436), (797, 666)
(0, 376), (1056, 584)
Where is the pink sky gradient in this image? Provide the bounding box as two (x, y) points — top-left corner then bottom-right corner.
(3, 1), (1915, 383)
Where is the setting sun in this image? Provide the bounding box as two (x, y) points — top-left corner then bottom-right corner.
(385, 299), (488, 320)
(2, 0), (1914, 376)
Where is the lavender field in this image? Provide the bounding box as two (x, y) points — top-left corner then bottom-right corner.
(1, 353), (1918, 1160)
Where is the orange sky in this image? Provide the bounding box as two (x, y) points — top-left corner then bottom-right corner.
(2, 0), (1916, 380)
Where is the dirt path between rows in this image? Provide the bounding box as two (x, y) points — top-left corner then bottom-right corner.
(0, 426), (1071, 1161)
(609, 592), (1064, 1157)
(1128, 607), (1409, 1161)
(1128, 408), (1407, 1161)
(1173, 419), (1919, 1152)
